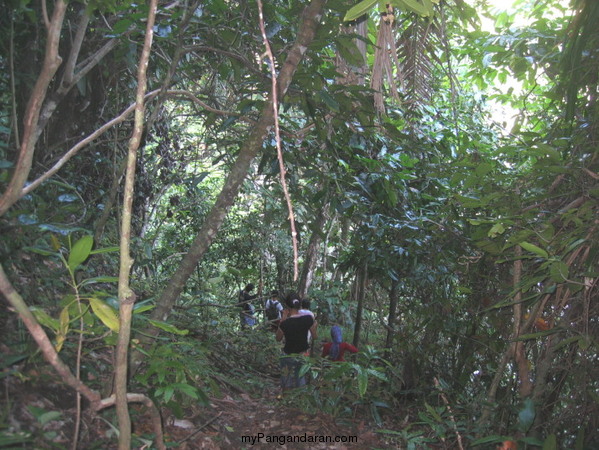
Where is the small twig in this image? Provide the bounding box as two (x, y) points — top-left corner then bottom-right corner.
(434, 377), (464, 450)
(177, 412), (223, 444)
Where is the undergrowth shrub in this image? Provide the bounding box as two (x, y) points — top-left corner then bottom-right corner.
(284, 345), (389, 425)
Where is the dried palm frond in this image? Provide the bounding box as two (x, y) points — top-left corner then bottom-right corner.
(371, 5), (402, 115)
(396, 17), (436, 111)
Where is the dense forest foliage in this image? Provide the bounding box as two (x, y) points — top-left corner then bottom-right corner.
(1, 0), (597, 448)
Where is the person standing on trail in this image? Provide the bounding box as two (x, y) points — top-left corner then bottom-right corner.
(264, 290), (283, 332)
(237, 283), (258, 328)
(321, 325), (358, 362)
(276, 292), (318, 390)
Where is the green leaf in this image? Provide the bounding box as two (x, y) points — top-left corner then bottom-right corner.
(317, 90), (340, 112)
(344, 0), (378, 21)
(30, 307), (59, 332)
(336, 36), (365, 67)
(357, 369), (368, 397)
(147, 319), (189, 335)
(23, 246), (57, 257)
(298, 362), (311, 378)
(68, 235), (94, 272)
(366, 368), (387, 381)
(395, 0), (432, 16)
(89, 246), (119, 255)
(89, 297), (119, 332)
(549, 261), (569, 282)
(163, 385), (175, 403)
(488, 223), (505, 238)
(55, 307), (70, 353)
(112, 18), (132, 34)
(543, 434), (557, 450)
(38, 410), (62, 426)
(519, 241), (548, 258)
(518, 398), (535, 433)
(172, 383), (199, 399)
(513, 329), (560, 341)
(0, 432), (33, 446)
(424, 402), (443, 422)
(553, 335), (581, 351)
(79, 276), (119, 287)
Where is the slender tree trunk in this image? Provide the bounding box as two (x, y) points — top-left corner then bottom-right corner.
(94, 156), (126, 243)
(131, 0), (328, 371)
(385, 278), (399, 358)
(298, 200), (330, 298)
(512, 248), (533, 398)
(331, 217), (350, 286)
(114, 0), (158, 447)
(352, 264), (367, 348)
(480, 245), (530, 428)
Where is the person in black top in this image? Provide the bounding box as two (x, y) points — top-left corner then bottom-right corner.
(237, 283), (258, 328)
(276, 292), (318, 390)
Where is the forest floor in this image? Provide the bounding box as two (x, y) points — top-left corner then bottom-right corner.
(3, 368), (388, 449)
(3, 323), (402, 450)
(160, 378), (386, 449)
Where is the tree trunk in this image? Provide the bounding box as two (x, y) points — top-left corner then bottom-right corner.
(131, 0), (328, 370)
(512, 249), (533, 399)
(297, 200), (330, 298)
(352, 264), (367, 348)
(385, 278), (399, 359)
(94, 156), (126, 243)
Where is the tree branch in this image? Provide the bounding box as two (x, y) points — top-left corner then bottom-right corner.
(0, 0), (67, 217)
(22, 89), (161, 197)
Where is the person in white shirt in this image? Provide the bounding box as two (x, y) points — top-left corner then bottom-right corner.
(264, 290), (284, 331)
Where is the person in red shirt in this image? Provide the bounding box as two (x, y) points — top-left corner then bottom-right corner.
(321, 325), (358, 362)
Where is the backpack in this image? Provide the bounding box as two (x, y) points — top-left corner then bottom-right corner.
(265, 300), (280, 321)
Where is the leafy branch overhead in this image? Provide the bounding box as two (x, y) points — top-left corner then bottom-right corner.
(344, 0), (439, 22)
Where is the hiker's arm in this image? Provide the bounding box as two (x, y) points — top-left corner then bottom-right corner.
(345, 342), (358, 354)
(309, 320), (318, 341)
(276, 323), (284, 342)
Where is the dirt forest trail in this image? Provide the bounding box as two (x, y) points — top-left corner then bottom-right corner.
(165, 377), (384, 449)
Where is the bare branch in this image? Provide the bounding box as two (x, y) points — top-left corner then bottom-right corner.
(23, 89), (161, 197)
(62, 8), (91, 88)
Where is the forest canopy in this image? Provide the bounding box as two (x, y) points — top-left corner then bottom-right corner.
(0, 0), (597, 448)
